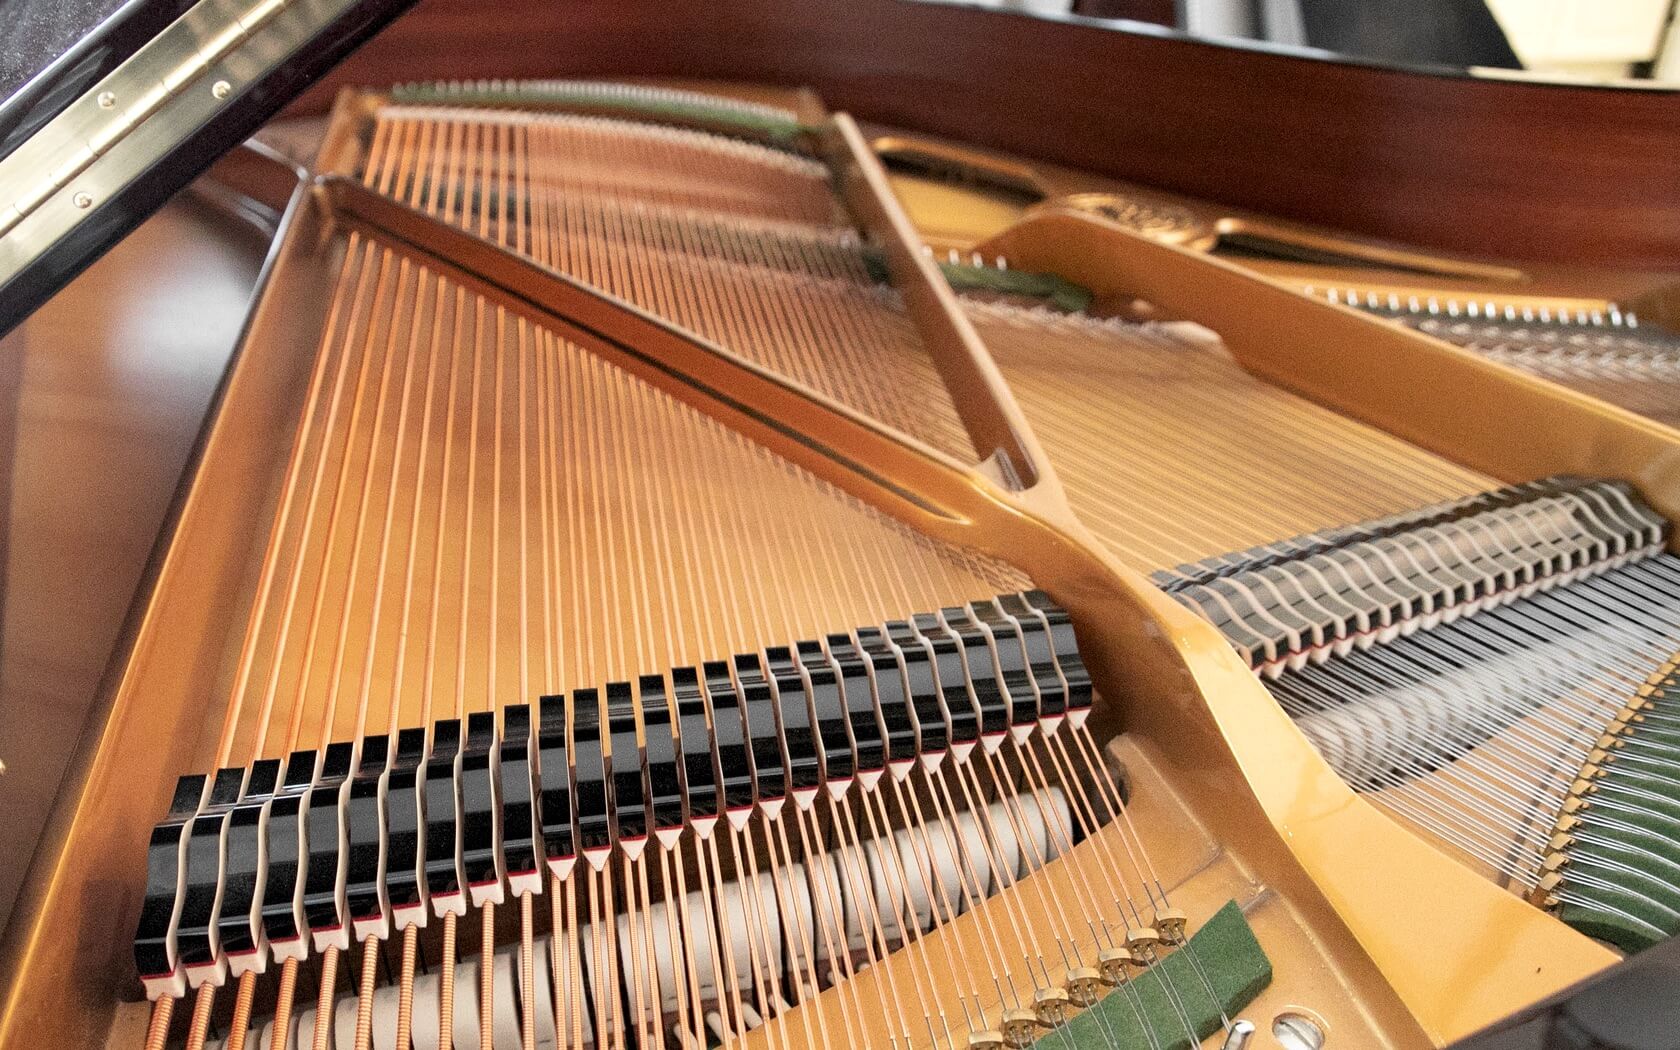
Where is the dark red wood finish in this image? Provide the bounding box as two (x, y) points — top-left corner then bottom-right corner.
(304, 0), (1680, 267)
(1072, 0), (1177, 26)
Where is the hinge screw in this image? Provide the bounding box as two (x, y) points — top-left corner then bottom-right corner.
(97, 91), (116, 109)
(73, 192), (92, 209)
(212, 80), (232, 100)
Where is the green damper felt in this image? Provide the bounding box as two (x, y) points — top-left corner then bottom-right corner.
(1558, 891), (1671, 954)
(1619, 724), (1680, 751)
(1042, 900), (1271, 1050)
(858, 251), (1096, 314)
(1575, 815), (1680, 879)
(936, 263), (1095, 313)
(1590, 764), (1680, 834)
(389, 83), (809, 145)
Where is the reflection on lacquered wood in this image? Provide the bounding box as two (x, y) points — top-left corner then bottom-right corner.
(0, 191), (269, 936)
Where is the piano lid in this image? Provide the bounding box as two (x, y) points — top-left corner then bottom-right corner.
(0, 0), (416, 337)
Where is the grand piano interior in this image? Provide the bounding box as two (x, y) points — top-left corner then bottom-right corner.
(3, 3), (1680, 1050)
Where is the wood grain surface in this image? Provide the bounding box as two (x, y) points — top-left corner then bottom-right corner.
(0, 195), (266, 938)
(294, 0), (1680, 268)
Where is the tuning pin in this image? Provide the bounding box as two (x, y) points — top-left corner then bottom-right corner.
(966, 1029), (1006, 1050)
(1033, 986), (1072, 1028)
(1065, 966), (1106, 1008)
(1221, 1019), (1257, 1050)
(1154, 907), (1188, 941)
(999, 1008), (1040, 1048)
(1096, 945), (1136, 985)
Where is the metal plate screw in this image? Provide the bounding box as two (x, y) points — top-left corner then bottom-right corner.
(97, 91), (116, 109)
(212, 80), (232, 99)
(73, 192), (92, 209)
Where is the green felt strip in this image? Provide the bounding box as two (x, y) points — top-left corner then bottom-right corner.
(1590, 779), (1680, 829)
(1641, 677), (1680, 705)
(1576, 817), (1680, 879)
(936, 262), (1094, 313)
(1630, 691), (1680, 712)
(1575, 800), (1680, 858)
(1621, 725), (1680, 749)
(861, 251), (1095, 313)
(1566, 857), (1680, 916)
(1630, 718), (1680, 744)
(1558, 886), (1672, 954)
(389, 82), (810, 146)
(1043, 900), (1271, 1050)
(1598, 748), (1680, 786)
(1601, 763), (1680, 803)
(1552, 663), (1680, 952)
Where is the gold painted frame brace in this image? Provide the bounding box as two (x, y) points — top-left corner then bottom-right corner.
(323, 114), (1664, 1041)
